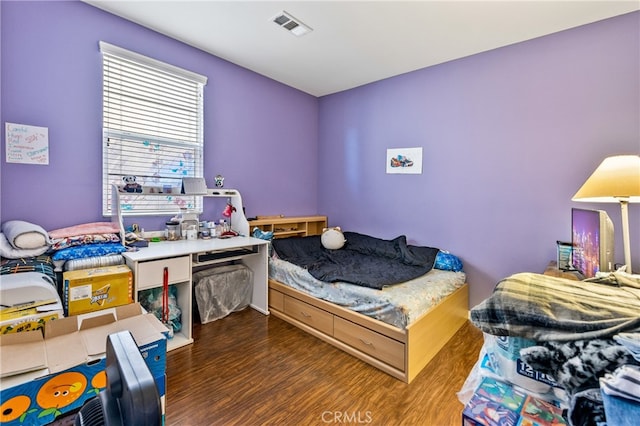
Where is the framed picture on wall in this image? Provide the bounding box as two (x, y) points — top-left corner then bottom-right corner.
(386, 147), (422, 174)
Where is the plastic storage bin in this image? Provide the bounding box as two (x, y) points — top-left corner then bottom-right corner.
(192, 264), (252, 324)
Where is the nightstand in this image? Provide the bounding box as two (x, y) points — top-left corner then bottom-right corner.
(544, 261), (581, 280)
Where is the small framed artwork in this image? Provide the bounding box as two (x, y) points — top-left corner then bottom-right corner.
(556, 241), (573, 271)
(386, 147), (422, 174)
(5, 122), (49, 165)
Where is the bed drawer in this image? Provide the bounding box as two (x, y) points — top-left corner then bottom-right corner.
(284, 296), (333, 335)
(136, 256), (191, 290)
(269, 288), (284, 311)
(334, 317), (405, 370)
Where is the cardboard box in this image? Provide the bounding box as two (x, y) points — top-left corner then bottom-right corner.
(1, 299), (63, 334)
(63, 265), (133, 316)
(462, 377), (567, 426)
(0, 303), (167, 426)
(0, 311), (62, 334)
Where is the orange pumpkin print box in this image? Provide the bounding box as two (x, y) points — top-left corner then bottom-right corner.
(0, 303), (168, 426)
(63, 265), (133, 316)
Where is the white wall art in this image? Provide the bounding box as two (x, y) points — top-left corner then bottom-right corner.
(386, 147), (422, 174)
(5, 122), (49, 165)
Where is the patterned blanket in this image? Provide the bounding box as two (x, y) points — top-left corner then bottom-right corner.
(470, 272), (640, 341)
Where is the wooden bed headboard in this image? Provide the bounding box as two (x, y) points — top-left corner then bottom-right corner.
(248, 215), (327, 239)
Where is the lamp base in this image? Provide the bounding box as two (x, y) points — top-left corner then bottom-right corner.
(620, 200), (632, 274)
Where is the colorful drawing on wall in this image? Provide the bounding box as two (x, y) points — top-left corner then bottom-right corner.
(5, 122), (49, 165)
(386, 147), (422, 174)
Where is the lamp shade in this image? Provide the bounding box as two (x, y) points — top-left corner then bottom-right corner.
(572, 155), (640, 203)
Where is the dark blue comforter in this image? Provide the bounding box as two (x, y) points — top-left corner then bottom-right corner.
(270, 232), (439, 289)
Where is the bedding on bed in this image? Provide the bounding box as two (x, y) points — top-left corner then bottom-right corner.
(269, 256), (466, 329)
(270, 232), (440, 289)
(470, 272), (640, 342)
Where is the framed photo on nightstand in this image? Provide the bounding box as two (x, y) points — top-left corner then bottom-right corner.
(556, 241), (573, 271)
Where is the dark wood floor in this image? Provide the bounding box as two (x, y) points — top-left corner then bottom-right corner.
(165, 308), (484, 426)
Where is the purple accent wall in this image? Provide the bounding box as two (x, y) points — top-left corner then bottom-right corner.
(317, 12), (640, 305)
(1, 2), (638, 306)
(0, 1), (318, 232)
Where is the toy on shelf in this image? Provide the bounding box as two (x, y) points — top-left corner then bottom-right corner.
(120, 176), (143, 193)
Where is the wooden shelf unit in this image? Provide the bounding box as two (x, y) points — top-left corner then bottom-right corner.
(248, 215), (327, 238)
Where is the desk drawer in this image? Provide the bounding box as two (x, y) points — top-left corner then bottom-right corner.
(284, 296), (333, 335)
(334, 317), (405, 370)
(136, 256), (190, 290)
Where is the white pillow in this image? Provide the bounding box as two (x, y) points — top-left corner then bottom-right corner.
(2, 220), (50, 249)
(321, 227), (346, 250)
(14, 232), (47, 249)
(0, 232), (48, 258)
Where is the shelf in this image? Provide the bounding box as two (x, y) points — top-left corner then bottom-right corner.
(191, 246), (260, 268)
(273, 230), (306, 237)
(115, 185), (240, 198)
(249, 215), (327, 239)
(112, 184), (250, 237)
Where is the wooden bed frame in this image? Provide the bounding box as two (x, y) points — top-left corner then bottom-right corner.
(268, 278), (469, 383)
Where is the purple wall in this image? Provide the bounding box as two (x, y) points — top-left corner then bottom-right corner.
(2, 2), (638, 307)
(0, 1), (318, 232)
(317, 12), (640, 306)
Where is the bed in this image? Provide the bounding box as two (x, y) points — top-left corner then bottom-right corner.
(460, 271), (640, 425)
(266, 231), (469, 383)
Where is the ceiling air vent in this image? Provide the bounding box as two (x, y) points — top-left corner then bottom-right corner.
(272, 11), (312, 37)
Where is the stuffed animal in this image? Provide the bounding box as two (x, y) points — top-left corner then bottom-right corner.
(321, 227), (346, 250)
(122, 175), (143, 193)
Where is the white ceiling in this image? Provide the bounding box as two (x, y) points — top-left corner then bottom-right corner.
(83, 1), (639, 97)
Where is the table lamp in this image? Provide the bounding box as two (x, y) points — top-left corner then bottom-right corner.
(572, 154), (640, 274)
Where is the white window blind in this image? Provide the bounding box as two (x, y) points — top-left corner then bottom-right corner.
(100, 41), (207, 216)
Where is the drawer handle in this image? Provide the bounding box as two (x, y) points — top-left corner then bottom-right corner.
(300, 311), (311, 318)
(359, 338), (374, 347)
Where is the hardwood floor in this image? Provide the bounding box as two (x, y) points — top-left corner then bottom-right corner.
(165, 308), (484, 426)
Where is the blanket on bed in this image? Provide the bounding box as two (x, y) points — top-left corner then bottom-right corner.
(270, 232), (439, 289)
(470, 272), (640, 341)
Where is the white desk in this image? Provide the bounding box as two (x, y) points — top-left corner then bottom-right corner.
(123, 236), (270, 351)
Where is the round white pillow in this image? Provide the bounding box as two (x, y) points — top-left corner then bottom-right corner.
(321, 227), (346, 250)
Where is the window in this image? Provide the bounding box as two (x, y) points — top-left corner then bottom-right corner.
(100, 41), (208, 216)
